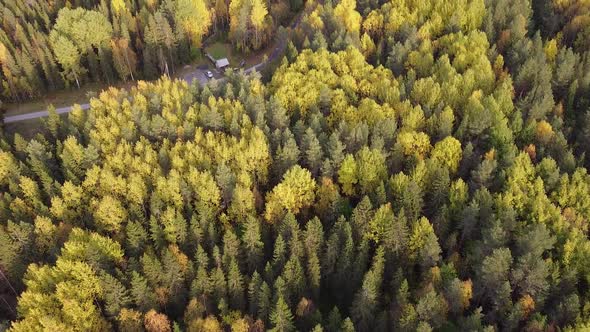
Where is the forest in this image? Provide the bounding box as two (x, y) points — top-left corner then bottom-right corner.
(0, 0), (295, 101)
(2, 0), (590, 331)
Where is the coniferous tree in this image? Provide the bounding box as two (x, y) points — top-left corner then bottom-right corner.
(270, 297), (295, 332)
(351, 247), (385, 331)
(227, 259), (245, 311)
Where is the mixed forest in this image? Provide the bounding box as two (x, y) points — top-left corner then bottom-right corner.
(2, 0), (590, 331)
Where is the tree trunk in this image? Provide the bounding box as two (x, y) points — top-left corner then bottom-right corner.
(158, 48), (169, 76)
(74, 71), (81, 89)
(124, 49), (135, 81)
(168, 47), (175, 75)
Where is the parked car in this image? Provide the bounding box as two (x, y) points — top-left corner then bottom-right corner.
(206, 70), (213, 78)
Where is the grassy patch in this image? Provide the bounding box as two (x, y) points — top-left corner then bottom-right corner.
(207, 42), (232, 60)
(3, 113), (71, 140)
(5, 117), (45, 140)
(205, 40), (272, 70)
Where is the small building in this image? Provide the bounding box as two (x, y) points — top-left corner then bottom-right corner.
(215, 58), (230, 70)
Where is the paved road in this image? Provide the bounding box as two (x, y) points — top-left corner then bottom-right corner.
(4, 103), (90, 123)
(182, 69), (210, 85)
(3, 8), (307, 124)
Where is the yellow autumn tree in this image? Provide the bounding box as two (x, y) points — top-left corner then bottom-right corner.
(397, 131), (432, 160)
(175, 0), (212, 48)
(111, 0), (126, 14)
(535, 120), (554, 145)
(430, 136), (462, 173)
(334, 0), (362, 34)
(265, 165), (317, 222)
(251, 0), (269, 49)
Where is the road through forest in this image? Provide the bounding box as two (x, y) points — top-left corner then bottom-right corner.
(4, 61), (263, 123)
(3, 10), (306, 124)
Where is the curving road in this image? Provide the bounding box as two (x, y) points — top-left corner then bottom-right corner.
(3, 9), (307, 124)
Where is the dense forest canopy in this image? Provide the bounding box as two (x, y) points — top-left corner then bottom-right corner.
(2, 0), (590, 331)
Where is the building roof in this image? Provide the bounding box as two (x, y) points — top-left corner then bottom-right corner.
(215, 58), (230, 68)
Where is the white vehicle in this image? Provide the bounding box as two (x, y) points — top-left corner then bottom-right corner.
(206, 70), (213, 78)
